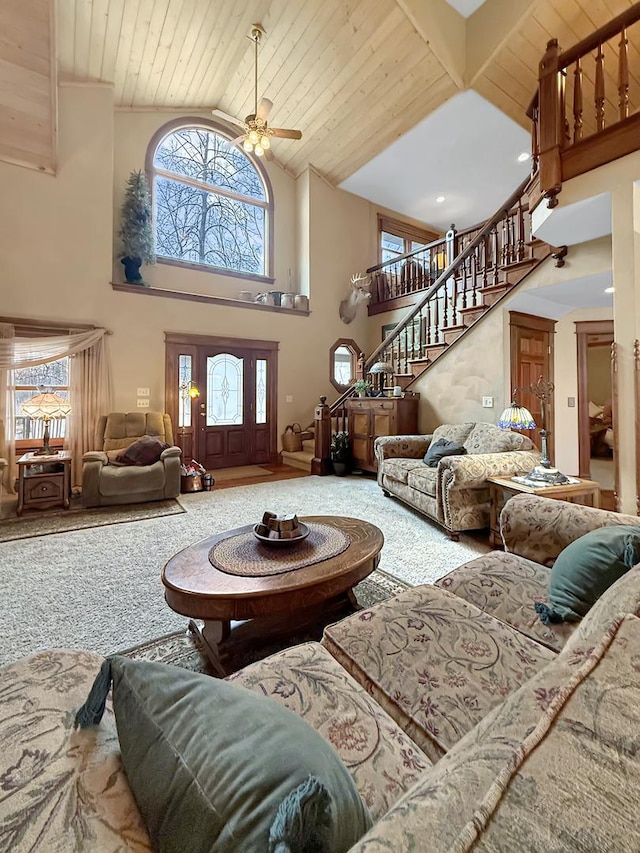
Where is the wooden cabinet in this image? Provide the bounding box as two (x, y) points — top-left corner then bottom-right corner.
(347, 396), (419, 472)
(17, 452), (72, 515)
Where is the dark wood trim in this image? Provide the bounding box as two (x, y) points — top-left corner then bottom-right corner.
(509, 311), (557, 334)
(329, 338), (362, 393)
(0, 316), (95, 333)
(576, 319), (614, 479)
(144, 116), (275, 280)
(165, 333), (279, 467)
(612, 341), (621, 512)
(112, 283), (309, 315)
(157, 256), (275, 286)
(562, 113), (640, 182)
(368, 293), (418, 316)
(165, 332), (279, 351)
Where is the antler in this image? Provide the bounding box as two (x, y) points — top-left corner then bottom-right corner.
(350, 272), (370, 287)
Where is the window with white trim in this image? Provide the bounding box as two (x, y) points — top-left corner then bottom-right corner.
(15, 357), (69, 443)
(151, 123), (272, 278)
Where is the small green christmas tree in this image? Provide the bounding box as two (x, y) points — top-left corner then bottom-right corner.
(119, 170), (155, 283)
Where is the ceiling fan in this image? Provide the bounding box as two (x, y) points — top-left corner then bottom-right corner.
(212, 24), (302, 159)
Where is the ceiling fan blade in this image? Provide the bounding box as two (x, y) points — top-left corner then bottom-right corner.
(211, 108), (245, 130)
(264, 148), (274, 161)
(257, 97), (273, 121)
(270, 128), (302, 140)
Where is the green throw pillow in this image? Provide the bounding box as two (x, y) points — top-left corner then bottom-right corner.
(535, 525), (640, 624)
(75, 656), (372, 853)
(423, 438), (467, 468)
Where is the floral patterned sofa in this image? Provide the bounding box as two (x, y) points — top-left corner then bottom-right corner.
(375, 421), (541, 538)
(2, 495), (640, 851)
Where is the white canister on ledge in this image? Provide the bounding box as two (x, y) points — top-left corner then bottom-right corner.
(281, 292), (295, 309)
(393, 385), (402, 397)
(294, 294), (309, 311)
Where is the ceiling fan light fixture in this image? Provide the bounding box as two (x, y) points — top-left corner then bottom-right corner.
(242, 138), (253, 153)
(254, 144), (264, 156)
(261, 135), (270, 149)
(248, 129), (260, 144)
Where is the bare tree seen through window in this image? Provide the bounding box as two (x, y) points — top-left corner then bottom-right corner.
(153, 128), (267, 276)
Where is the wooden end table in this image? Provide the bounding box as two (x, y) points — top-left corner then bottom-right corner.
(17, 451), (72, 516)
(488, 475), (601, 548)
(162, 515), (384, 677)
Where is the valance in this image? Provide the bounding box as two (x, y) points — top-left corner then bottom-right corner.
(0, 327), (108, 369)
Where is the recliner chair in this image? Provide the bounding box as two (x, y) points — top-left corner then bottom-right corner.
(81, 412), (181, 507)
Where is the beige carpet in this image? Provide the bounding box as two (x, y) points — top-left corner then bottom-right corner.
(212, 465), (274, 481)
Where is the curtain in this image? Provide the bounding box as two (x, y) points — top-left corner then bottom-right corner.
(68, 335), (113, 486)
(0, 324), (111, 493)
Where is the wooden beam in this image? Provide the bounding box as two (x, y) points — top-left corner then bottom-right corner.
(395, 0), (466, 89)
(466, 0), (536, 87)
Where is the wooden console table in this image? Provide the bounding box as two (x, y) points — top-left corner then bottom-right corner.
(488, 476), (601, 547)
(17, 451), (72, 516)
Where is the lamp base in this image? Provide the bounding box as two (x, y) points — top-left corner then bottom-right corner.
(526, 465), (570, 485)
(32, 447), (59, 456)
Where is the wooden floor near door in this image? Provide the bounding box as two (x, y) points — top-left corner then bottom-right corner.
(212, 462), (309, 491)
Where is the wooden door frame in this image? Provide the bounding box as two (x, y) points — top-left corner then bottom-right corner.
(576, 320), (614, 480)
(164, 332), (279, 465)
(509, 311), (556, 460)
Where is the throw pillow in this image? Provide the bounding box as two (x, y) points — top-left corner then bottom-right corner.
(535, 525), (640, 624)
(423, 437), (467, 468)
(75, 657), (372, 853)
(115, 434), (168, 466)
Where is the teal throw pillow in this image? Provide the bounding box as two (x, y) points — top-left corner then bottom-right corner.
(75, 656), (372, 853)
(423, 438), (467, 467)
(535, 525), (640, 624)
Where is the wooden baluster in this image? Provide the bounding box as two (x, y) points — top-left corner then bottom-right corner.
(501, 217), (508, 265)
(433, 296), (440, 344)
(402, 327), (408, 373)
(491, 224), (499, 286)
(461, 255), (468, 310)
(471, 249), (479, 306)
(482, 235), (489, 289)
(573, 58), (583, 142)
(531, 104), (539, 173)
(426, 301), (432, 346)
(517, 199), (525, 261)
(618, 26), (629, 121)
(595, 43), (605, 132)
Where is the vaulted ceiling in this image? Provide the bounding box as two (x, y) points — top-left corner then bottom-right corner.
(56, 0), (640, 185)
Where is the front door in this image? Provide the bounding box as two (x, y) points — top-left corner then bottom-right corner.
(197, 346), (272, 469)
(165, 334), (278, 470)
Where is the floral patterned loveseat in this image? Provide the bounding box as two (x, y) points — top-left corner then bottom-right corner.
(375, 421), (541, 538)
(2, 496), (640, 852)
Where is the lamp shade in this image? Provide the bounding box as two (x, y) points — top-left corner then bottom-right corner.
(369, 361), (394, 375)
(21, 390), (72, 420)
(497, 402), (536, 431)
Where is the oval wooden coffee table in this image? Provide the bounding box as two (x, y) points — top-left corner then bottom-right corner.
(162, 515), (383, 676)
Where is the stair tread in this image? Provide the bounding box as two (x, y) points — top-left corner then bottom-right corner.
(459, 303), (488, 313)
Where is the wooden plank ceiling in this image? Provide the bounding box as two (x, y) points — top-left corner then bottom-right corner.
(57, 0), (640, 184)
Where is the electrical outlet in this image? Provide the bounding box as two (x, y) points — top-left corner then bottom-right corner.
(567, 397), (576, 407)
(137, 398), (150, 408)
(482, 396), (494, 408)
(137, 387), (150, 397)
(286, 395), (294, 403)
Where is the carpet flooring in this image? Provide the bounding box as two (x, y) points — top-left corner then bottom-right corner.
(0, 475), (490, 667)
(0, 497), (185, 542)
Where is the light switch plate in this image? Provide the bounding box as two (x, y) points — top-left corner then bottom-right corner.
(286, 395), (294, 403)
(482, 396), (494, 408)
(137, 398), (150, 408)
(137, 387), (150, 397)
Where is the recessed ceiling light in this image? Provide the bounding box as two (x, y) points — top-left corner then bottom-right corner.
(517, 152), (530, 162)
(605, 286), (615, 293)
(436, 196), (445, 203)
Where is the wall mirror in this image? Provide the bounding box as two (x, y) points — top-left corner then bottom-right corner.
(330, 338), (362, 392)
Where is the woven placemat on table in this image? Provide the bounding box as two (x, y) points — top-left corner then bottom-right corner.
(208, 523), (351, 577)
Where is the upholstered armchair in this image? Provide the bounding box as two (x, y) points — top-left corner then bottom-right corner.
(81, 412), (182, 507)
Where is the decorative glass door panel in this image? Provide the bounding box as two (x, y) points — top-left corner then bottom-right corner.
(206, 354), (244, 426)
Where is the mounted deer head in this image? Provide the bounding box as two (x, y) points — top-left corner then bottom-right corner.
(339, 273), (371, 324)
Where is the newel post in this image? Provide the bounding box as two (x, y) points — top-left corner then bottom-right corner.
(312, 395), (332, 476)
(538, 38), (563, 208)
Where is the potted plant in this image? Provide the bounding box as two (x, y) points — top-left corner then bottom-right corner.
(353, 379), (372, 398)
(330, 430), (351, 476)
(119, 170), (155, 284)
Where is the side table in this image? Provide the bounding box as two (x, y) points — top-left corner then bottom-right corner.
(487, 476), (601, 548)
(17, 451), (72, 516)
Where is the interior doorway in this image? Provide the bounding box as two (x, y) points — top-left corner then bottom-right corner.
(576, 320), (615, 509)
(509, 311), (556, 460)
(165, 333), (278, 469)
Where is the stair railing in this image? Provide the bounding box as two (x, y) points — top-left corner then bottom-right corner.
(529, 2), (640, 208)
(312, 175), (531, 473)
(364, 175), (530, 376)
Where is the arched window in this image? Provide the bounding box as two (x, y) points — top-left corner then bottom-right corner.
(148, 120), (273, 279)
